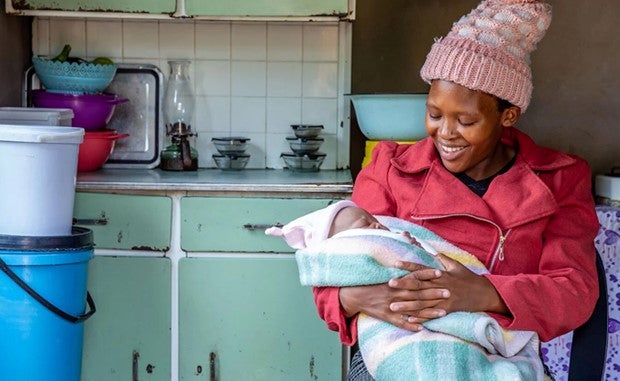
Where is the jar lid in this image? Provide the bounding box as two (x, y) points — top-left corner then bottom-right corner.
(212, 136), (250, 143)
(285, 136), (324, 142)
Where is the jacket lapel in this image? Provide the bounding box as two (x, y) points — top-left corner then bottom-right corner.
(391, 129), (561, 228)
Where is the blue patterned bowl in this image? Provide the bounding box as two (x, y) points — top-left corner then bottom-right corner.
(32, 56), (117, 94)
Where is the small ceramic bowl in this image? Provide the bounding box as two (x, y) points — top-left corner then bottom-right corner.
(286, 136), (324, 155)
(281, 152), (326, 172)
(291, 124), (324, 139)
(212, 136), (250, 155)
(212, 154), (250, 170)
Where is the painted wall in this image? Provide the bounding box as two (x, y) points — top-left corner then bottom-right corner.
(350, 0), (619, 179)
(0, 0), (31, 106)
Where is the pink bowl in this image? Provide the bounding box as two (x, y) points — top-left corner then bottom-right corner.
(31, 89), (128, 131)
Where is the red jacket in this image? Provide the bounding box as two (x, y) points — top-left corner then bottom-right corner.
(313, 127), (599, 343)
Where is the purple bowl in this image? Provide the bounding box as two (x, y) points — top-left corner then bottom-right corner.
(31, 89), (128, 131)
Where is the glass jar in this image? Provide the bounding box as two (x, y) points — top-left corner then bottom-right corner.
(160, 60), (198, 171)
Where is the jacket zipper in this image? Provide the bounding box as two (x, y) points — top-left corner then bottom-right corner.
(410, 213), (511, 272)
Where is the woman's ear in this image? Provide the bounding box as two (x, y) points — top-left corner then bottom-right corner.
(500, 106), (521, 127)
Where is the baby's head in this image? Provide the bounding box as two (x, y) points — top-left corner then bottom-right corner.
(328, 206), (388, 238)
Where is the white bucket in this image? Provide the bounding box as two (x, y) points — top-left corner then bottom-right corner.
(0, 124), (84, 236)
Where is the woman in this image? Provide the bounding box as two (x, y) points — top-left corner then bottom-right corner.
(313, 0), (600, 379)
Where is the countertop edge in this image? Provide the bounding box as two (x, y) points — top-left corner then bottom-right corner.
(76, 168), (354, 194)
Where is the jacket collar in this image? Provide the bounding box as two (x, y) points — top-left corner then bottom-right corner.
(391, 128), (570, 228)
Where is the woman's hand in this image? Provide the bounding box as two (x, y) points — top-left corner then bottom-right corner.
(390, 254), (508, 320)
(338, 262), (446, 332)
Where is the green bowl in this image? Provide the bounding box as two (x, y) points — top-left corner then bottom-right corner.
(350, 94), (428, 141)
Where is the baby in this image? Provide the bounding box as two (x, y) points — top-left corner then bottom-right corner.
(266, 200), (430, 252)
(328, 204), (432, 252)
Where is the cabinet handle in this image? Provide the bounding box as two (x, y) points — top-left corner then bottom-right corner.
(132, 351), (140, 381)
(242, 223), (282, 231)
(73, 217), (108, 226)
(210, 352), (217, 381)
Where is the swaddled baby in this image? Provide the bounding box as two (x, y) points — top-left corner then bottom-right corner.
(266, 201), (545, 381)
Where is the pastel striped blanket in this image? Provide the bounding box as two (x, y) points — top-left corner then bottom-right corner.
(295, 216), (544, 381)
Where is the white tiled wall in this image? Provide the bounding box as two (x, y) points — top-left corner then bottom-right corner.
(32, 18), (352, 169)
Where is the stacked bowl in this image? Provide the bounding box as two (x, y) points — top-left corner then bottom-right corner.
(280, 124), (326, 172)
(30, 55), (128, 171)
(212, 136), (251, 170)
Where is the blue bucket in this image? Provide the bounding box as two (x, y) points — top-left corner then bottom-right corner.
(0, 227), (95, 381)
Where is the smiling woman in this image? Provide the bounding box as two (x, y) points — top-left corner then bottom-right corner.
(312, 1), (602, 380)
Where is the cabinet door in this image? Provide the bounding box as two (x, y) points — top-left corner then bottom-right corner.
(81, 256), (172, 381)
(185, 0), (350, 18)
(9, 0), (175, 14)
(74, 192), (172, 251)
(179, 256), (342, 381)
(181, 197), (339, 253)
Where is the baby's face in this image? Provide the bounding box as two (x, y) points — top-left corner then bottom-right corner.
(329, 207), (388, 237)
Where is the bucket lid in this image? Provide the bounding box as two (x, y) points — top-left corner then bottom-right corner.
(0, 227), (93, 251)
(0, 107), (74, 121)
(0, 124), (84, 144)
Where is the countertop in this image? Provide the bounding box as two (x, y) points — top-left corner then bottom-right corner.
(76, 168), (354, 195)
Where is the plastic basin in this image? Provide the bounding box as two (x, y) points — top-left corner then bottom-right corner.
(349, 94), (428, 141)
(32, 90), (128, 131)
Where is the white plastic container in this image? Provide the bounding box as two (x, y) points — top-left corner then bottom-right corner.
(0, 107), (74, 126)
(595, 174), (620, 201)
(0, 124), (84, 236)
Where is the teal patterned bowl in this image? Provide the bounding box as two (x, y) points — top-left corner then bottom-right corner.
(32, 56), (117, 94)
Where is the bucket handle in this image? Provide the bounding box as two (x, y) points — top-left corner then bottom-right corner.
(0, 257), (96, 323)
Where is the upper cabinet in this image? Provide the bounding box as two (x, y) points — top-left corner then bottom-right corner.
(6, 0), (176, 15)
(185, 0), (352, 19)
(6, 0), (355, 20)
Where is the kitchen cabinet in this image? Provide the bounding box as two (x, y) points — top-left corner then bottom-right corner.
(181, 197), (338, 253)
(81, 256), (172, 381)
(6, 0), (354, 20)
(73, 169), (353, 381)
(179, 195), (343, 379)
(179, 256), (342, 380)
(7, 0), (175, 14)
(73, 192), (172, 251)
(185, 0), (351, 18)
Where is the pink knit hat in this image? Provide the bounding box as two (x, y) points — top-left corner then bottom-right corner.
(420, 0), (552, 111)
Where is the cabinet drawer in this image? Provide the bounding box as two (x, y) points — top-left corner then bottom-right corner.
(181, 197), (339, 252)
(73, 192), (172, 251)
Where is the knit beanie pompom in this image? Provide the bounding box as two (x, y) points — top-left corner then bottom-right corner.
(420, 0), (552, 111)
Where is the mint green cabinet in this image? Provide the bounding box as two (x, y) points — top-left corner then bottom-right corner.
(81, 256), (172, 381)
(185, 0), (350, 18)
(74, 192), (172, 251)
(181, 197), (339, 253)
(8, 0), (175, 13)
(179, 256), (342, 380)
